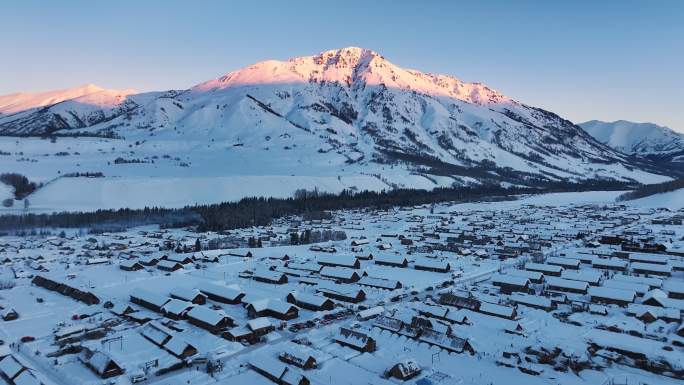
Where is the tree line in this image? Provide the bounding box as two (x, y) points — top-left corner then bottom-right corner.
(616, 178), (684, 201)
(0, 179), (636, 233)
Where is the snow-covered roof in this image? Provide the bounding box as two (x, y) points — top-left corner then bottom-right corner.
(161, 299), (194, 315)
(197, 283), (244, 301)
(247, 317), (273, 331)
(187, 305), (228, 326)
(525, 262), (562, 274)
(560, 270), (602, 284)
(130, 288), (170, 308)
(491, 273), (530, 287)
(630, 262), (672, 273)
(320, 266), (359, 280)
(588, 286), (636, 302)
(546, 277), (589, 291)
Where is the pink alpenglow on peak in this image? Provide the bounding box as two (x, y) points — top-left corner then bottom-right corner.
(193, 47), (512, 106)
(0, 84), (137, 115)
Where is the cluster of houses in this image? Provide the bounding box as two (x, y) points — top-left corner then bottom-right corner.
(1, 202), (682, 385)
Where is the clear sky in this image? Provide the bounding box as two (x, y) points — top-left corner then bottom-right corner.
(2, 0), (683, 131)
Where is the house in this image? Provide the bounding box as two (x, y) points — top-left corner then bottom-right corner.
(316, 286), (366, 303)
(584, 329), (674, 365)
(138, 255), (159, 266)
(628, 253), (669, 265)
(603, 279), (650, 296)
(418, 328), (475, 354)
(560, 270), (602, 286)
(197, 283), (245, 304)
(627, 303), (680, 323)
(187, 306), (234, 333)
(246, 299), (299, 320)
(286, 262), (322, 273)
(357, 306), (384, 321)
(31, 275), (100, 305)
(444, 309), (470, 325)
(170, 288), (207, 305)
(164, 335), (199, 360)
(357, 276), (403, 290)
(641, 289), (684, 310)
(546, 256), (580, 270)
(79, 348), (124, 379)
(588, 286), (635, 307)
(247, 317), (276, 336)
(249, 356), (310, 385)
(86, 257), (109, 265)
(491, 274), (531, 294)
(279, 346), (317, 369)
(0, 353), (43, 385)
(119, 260), (143, 271)
(223, 327), (256, 344)
(252, 270), (288, 285)
(664, 281), (684, 300)
(161, 299), (194, 320)
(157, 260), (183, 272)
(439, 290), (480, 311)
(319, 267), (361, 283)
(163, 254), (193, 265)
(317, 255), (360, 269)
(631, 262), (672, 277)
(525, 263), (562, 277)
(334, 327), (376, 352)
(109, 303), (135, 316)
(286, 292), (334, 312)
(545, 277), (589, 294)
(1, 308), (18, 321)
(388, 359), (421, 380)
(509, 293), (555, 311)
(374, 254), (409, 267)
(414, 258), (450, 273)
(508, 269), (544, 284)
(140, 322), (197, 358)
(592, 258), (628, 272)
(351, 239), (369, 247)
(478, 302), (517, 320)
(130, 288), (170, 312)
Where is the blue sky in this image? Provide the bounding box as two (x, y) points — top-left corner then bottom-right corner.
(2, 0), (683, 130)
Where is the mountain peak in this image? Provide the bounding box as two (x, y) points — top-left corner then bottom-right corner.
(311, 46), (382, 66)
(194, 47), (511, 106)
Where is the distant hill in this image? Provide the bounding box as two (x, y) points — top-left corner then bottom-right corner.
(581, 120), (684, 174)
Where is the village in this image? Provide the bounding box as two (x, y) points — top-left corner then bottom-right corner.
(0, 195), (683, 385)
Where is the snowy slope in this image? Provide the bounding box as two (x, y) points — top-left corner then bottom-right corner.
(0, 48), (673, 213)
(581, 120), (684, 164)
(626, 187), (684, 210)
(0, 84), (130, 114)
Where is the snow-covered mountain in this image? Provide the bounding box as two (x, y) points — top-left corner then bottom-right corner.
(580, 120), (684, 156)
(0, 84), (145, 136)
(0, 47), (671, 186)
(580, 120), (684, 168)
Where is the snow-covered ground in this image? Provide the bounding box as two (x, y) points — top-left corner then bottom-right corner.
(627, 188), (684, 210)
(0, 182), (12, 202)
(1, 191), (682, 385)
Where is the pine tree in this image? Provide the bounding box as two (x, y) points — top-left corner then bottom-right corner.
(290, 232), (300, 245)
